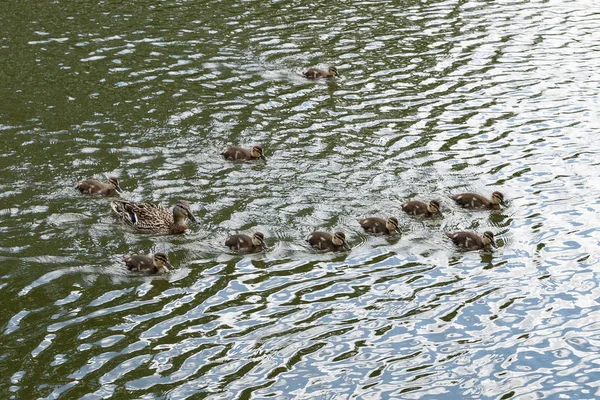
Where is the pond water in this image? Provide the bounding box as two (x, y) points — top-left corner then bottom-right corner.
(2, 0), (600, 398)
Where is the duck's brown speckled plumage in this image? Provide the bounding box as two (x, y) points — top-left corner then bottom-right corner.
(307, 231), (351, 252)
(225, 232), (267, 252)
(445, 231), (497, 250)
(303, 66), (341, 79)
(221, 146), (266, 161)
(76, 177), (123, 197)
(401, 200), (443, 217)
(124, 252), (173, 274)
(110, 199), (197, 234)
(451, 191), (506, 209)
(357, 217), (400, 235)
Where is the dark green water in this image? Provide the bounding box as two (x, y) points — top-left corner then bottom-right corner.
(2, 0), (600, 398)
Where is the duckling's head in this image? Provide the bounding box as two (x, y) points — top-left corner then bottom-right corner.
(482, 231), (497, 248)
(252, 232), (268, 249)
(491, 191), (506, 207)
(333, 231), (351, 250)
(428, 200), (443, 216)
(251, 145), (267, 161)
(108, 177), (123, 193)
(386, 217), (401, 234)
(328, 66), (341, 78)
(153, 252), (173, 273)
(174, 200), (198, 224)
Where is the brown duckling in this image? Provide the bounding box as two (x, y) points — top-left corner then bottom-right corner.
(357, 217), (401, 235)
(451, 191), (506, 209)
(307, 231), (351, 251)
(445, 231), (497, 251)
(124, 252), (173, 274)
(76, 177), (123, 197)
(221, 145), (266, 161)
(401, 200), (443, 217)
(302, 66), (341, 79)
(110, 199), (198, 234)
(225, 232), (267, 252)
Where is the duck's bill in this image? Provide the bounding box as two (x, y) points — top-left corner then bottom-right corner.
(261, 241), (268, 250)
(342, 241), (351, 250)
(490, 240), (498, 249)
(260, 155), (267, 161)
(188, 213), (198, 224)
(115, 185), (124, 193)
(165, 261), (174, 270)
(395, 227), (402, 234)
(500, 200), (507, 207)
(437, 211), (444, 217)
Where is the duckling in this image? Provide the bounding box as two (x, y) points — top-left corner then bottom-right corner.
(307, 231), (351, 251)
(401, 200), (443, 217)
(110, 199), (198, 234)
(303, 66), (341, 79)
(124, 252), (173, 274)
(76, 177), (123, 197)
(225, 232), (268, 252)
(357, 217), (401, 235)
(445, 231), (497, 251)
(221, 145), (266, 161)
(451, 191), (506, 209)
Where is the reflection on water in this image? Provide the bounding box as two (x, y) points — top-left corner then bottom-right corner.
(2, 0), (600, 398)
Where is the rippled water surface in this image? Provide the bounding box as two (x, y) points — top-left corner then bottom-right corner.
(2, 0), (600, 398)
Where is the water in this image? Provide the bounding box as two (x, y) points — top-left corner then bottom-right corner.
(2, 0), (600, 398)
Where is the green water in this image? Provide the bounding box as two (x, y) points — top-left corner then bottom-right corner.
(2, 0), (600, 398)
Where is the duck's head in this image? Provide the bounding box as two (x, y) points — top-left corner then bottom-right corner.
(428, 200), (443, 217)
(108, 177), (123, 193)
(252, 232), (268, 249)
(251, 146), (267, 161)
(153, 252), (173, 273)
(491, 191), (506, 207)
(328, 66), (341, 78)
(174, 200), (198, 224)
(482, 231), (497, 248)
(332, 231), (351, 250)
(386, 217), (401, 234)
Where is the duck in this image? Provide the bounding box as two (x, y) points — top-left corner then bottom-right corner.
(124, 252), (173, 274)
(451, 191), (506, 209)
(302, 66), (341, 79)
(357, 217), (401, 235)
(225, 232), (268, 252)
(445, 231), (497, 251)
(76, 177), (123, 197)
(307, 231), (351, 251)
(401, 200), (443, 217)
(221, 145), (266, 161)
(110, 199), (198, 234)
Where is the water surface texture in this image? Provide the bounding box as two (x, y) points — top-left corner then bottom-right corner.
(2, 0), (600, 398)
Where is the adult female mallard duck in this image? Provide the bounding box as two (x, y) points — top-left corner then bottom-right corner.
(124, 252), (173, 274)
(451, 191), (506, 209)
(225, 232), (268, 252)
(302, 66), (341, 79)
(76, 177), (123, 197)
(445, 231), (497, 251)
(110, 199), (198, 234)
(221, 145), (266, 161)
(307, 231), (351, 251)
(401, 200), (443, 218)
(357, 217), (401, 235)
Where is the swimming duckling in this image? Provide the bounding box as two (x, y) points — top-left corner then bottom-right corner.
(76, 177), (123, 197)
(124, 252), (173, 274)
(451, 191), (506, 209)
(445, 231), (497, 251)
(225, 232), (268, 252)
(110, 199), (198, 234)
(357, 217), (401, 235)
(401, 200), (443, 217)
(307, 231), (351, 251)
(221, 145), (266, 161)
(303, 66), (341, 79)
